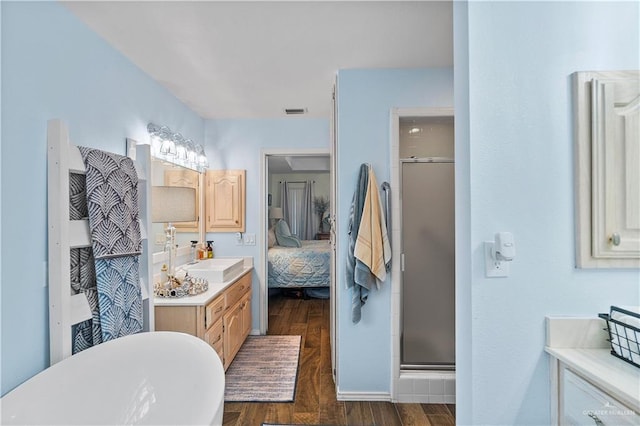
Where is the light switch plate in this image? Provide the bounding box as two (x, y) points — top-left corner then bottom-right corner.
(244, 233), (256, 246)
(484, 242), (509, 278)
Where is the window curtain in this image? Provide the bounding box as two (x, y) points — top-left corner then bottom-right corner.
(280, 180), (315, 240)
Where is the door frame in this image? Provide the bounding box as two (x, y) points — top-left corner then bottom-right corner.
(259, 148), (333, 334)
(389, 107), (455, 398)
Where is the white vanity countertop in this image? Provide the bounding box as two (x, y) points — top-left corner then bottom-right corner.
(154, 259), (253, 307)
(545, 315), (640, 412)
(545, 347), (640, 412)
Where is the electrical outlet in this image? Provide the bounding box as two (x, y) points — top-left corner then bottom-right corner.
(235, 232), (243, 246)
(155, 234), (165, 245)
(244, 233), (256, 246)
(484, 242), (509, 278)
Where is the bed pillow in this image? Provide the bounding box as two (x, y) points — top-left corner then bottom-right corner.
(275, 220), (302, 248)
(268, 227), (277, 248)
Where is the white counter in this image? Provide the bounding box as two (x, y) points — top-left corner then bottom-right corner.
(546, 347), (640, 412)
(545, 316), (640, 417)
(154, 257), (253, 307)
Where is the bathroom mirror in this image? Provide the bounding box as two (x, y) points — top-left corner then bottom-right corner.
(151, 157), (203, 255)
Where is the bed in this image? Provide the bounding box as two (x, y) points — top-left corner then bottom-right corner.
(268, 240), (331, 288)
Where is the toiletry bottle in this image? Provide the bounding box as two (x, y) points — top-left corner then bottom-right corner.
(207, 241), (214, 258)
(160, 264), (169, 288)
(190, 240), (198, 264)
(198, 244), (206, 260)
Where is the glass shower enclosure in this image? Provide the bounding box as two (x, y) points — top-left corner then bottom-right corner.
(400, 117), (455, 370)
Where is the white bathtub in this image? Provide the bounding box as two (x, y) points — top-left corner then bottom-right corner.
(1, 332), (225, 425)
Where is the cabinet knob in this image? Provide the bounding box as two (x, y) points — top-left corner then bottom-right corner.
(609, 233), (621, 246)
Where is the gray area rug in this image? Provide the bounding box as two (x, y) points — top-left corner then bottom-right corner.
(225, 335), (301, 402)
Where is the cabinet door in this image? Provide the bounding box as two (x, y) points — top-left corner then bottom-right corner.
(240, 292), (252, 341)
(205, 170), (246, 232)
(591, 77), (640, 259)
(223, 303), (243, 370)
(164, 169), (200, 232)
(574, 70), (640, 268)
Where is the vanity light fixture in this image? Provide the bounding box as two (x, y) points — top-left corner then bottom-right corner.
(147, 122), (209, 172)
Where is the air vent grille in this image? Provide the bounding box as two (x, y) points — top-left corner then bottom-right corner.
(284, 108), (307, 115)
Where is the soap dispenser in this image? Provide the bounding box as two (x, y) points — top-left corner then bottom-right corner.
(207, 240), (214, 258)
(189, 240), (198, 264)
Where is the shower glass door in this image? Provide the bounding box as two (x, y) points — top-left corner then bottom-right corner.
(401, 159), (455, 369)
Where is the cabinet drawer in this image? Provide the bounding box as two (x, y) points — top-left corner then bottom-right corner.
(562, 368), (639, 425)
(205, 295), (225, 329)
(204, 319), (223, 349)
(225, 272), (251, 310)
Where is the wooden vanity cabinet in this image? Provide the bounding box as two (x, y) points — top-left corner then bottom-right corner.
(154, 271), (252, 370)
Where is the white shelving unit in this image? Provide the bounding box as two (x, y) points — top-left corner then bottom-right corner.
(47, 119), (153, 365)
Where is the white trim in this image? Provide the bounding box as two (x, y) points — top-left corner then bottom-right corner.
(389, 107), (455, 400)
(330, 78), (339, 384)
(336, 390), (392, 402)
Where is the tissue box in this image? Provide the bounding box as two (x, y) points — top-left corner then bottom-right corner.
(598, 306), (640, 368)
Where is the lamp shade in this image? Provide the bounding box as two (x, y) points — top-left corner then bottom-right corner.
(152, 186), (196, 223)
(270, 207), (284, 219)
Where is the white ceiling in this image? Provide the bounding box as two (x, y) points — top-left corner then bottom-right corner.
(63, 1), (453, 120)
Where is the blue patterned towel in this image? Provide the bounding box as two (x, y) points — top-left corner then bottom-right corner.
(79, 147), (143, 343)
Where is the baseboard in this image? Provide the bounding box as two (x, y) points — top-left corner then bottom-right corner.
(336, 389), (392, 402)
(250, 328), (261, 336)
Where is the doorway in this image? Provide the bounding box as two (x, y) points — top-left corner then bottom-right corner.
(390, 108), (456, 403)
(259, 150), (333, 335)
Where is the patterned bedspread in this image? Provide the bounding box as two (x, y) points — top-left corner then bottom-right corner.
(268, 240), (330, 288)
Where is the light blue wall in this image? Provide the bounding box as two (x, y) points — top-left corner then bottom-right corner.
(460, 1), (640, 424)
(204, 118), (330, 331)
(1, 2), (204, 395)
(335, 68), (453, 393)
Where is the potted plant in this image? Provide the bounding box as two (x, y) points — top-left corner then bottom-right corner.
(313, 196), (330, 233)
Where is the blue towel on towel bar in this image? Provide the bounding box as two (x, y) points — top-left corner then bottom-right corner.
(79, 147), (143, 344)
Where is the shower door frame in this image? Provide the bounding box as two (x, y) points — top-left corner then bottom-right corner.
(389, 107), (455, 400)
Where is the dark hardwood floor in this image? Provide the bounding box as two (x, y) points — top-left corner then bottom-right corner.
(223, 294), (455, 426)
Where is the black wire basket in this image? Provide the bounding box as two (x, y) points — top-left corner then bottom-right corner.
(598, 306), (640, 369)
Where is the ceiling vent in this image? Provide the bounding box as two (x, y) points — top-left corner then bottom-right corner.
(284, 108), (307, 115)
